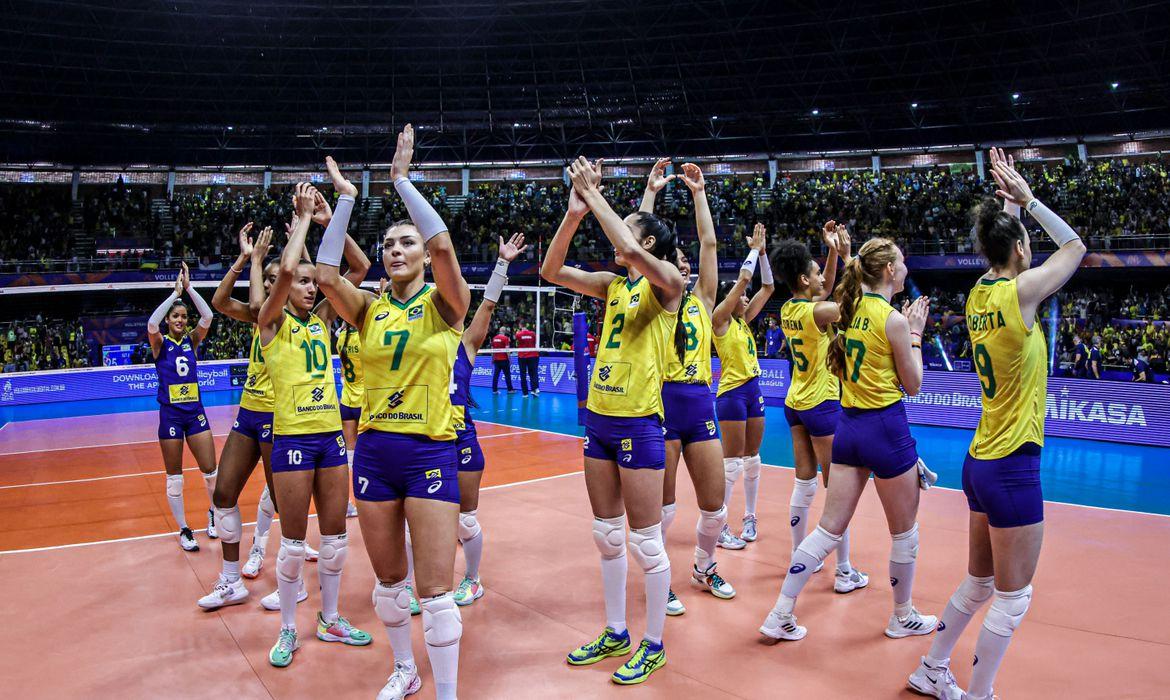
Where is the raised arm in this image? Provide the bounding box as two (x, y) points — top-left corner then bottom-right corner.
(712, 225), (764, 333)
(146, 271), (183, 357)
(259, 184), (315, 342)
(183, 262), (215, 346)
(990, 148), (1021, 219)
(679, 162), (718, 309)
(816, 220), (844, 302)
(569, 157), (684, 300)
(639, 157), (674, 213)
(392, 125), (469, 327)
(465, 233), (528, 353)
(315, 156), (375, 329)
(744, 223), (775, 323)
(247, 226), (272, 320)
(890, 295), (930, 396)
(212, 222), (258, 323)
(539, 186), (617, 299)
(311, 183), (371, 287)
(991, 156), (1087, 322)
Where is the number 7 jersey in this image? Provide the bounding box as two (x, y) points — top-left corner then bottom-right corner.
(262, 309), (342, 435)
(359, 284), (461, 441)
(840, 293), (901, 409)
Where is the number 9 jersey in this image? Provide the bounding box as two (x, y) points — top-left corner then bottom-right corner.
(359, 285), (461, 441)
(262, 309), (342, 435)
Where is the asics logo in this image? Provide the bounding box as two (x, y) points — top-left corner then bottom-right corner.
(609, 299), (619, 307)
(789, 563), (806, 574)
(973, 654), (979, 666)
(790, 515), (800, 527)
(427, 481), (442, 494)
(937, 621), (946, 631)
(622, 454), (632, 463)
(890, 577), (899, 587)
(375, 311), (390, 321)
(311, 387), (325, 402)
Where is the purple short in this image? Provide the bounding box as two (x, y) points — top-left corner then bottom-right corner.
(963, 443), (1044, 528)
(158, 403), (210, 440)
(231, 406), (274, 445)
(783, 399), (842, 438)
(340, 403), (362, 422)
(456, 423), (485, 473)
(831, 402), (918, 479)
(583, 410), (666, 470)
(715, 376), (766, 422)
(662, 382), (720, 445)
(272, 431), (348, 473)
(352, 430), (460, 504)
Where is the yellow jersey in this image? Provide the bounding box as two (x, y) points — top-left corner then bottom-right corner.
(338, 325), (364, 409)
(840, 293), (902, 409)
(240, 325), (275, 412)
(664, 292), (713, 386)
(262, 310), (343, 435)
(359, 285), (460, 441)
(966, 277), (1047, 459)
(588, 275), (678, 418)
(713, 317), (761, 396)
(781, 298), (840, 410)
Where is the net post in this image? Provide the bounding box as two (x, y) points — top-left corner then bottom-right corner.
(573, 311), (589, 426)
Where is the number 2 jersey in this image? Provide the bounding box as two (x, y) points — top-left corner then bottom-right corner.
(262, 309), (342, 435)
(588, 275), (678, 418)
(155, 333), (202, 409)
(781, 298), (840, 410)
(966, 277), (1046, 459)
(359, 284), (461, 441)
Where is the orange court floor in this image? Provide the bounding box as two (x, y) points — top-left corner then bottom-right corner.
(1, 404), (1169, 699)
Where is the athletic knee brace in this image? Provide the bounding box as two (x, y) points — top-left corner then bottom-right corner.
(950, 574), (995, 615)
(214, 505), (242, 544)
(318, 533), (348, 576)
(458, 510), (481, 543)
(723, 457), (743, 484)
(166, 474), (184, 499)
(790, 477), (818, 508)
(258, 487), (275, 519)
(276, 537), (306, 584)
(421, 593), (463, 648)
(203, 469), (217, 484)
(697, 505), (726, 538)
(743, 454), (762, 480)
(627, 524), (670, 575)
(592, 515), (626, 560)
(797, 526), (842, 562)
(373, 580), (412, 628)
(982, 586), (1032, 637)
(890, 523), (920, 564)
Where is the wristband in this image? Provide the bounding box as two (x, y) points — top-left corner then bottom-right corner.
(394, 176), (447, 242)
(741, 249), (759, 278)
(230, 265), (244, 275)
(483, 258), (509, 303)
(1025, 199), (1081, 247)
(911, 342), (922, 349)
(759, 249), (774, 285)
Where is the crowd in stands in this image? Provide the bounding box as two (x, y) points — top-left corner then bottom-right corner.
(1, 316), (89, 373)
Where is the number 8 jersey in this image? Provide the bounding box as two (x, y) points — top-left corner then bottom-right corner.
(263, 309), (342, 435)
(359, 285), (461, 441)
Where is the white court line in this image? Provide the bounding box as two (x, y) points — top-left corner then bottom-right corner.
(0, 466), (204, 490)
(476, 430), (532, 440)
(0, 431), (233, 457)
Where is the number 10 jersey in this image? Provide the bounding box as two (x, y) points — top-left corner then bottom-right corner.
(263, 309), (342, 436)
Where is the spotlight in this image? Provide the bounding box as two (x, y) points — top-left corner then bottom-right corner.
(811, 109), (819, 116)
(1111, 82), (1120, 90)
(1011, 93), (1020, 101)
(910, 102), (918, 109)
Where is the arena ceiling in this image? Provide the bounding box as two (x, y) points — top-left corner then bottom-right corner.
(2, 0), (1168, 166)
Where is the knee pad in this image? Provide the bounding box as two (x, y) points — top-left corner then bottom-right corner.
(743, 454), (762, 480)
(276, 537), (306, 583)
(458, 510), (481, 543)
(214, 505), (242, 544)
(696, 505), (726, 538)
(258, 487), (275, 519)
(949, 574), (995, 615)
(797, 526), (842, 562)
(790, 477), (818, 509)
(982, 586), (1032, 637)
(165, 474), (184, 499)
(627, 525), (670, 575)
(592, 515), (626, 560)
(373, 580), (413, 628)
(421, 593), (463, 648)
(723, 457), (743, 484)
(202, 469), (218, 484)
(890, 523), (920, 564)
(317, 533), (348, 576)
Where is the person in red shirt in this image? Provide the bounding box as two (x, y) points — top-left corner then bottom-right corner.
(586, 332), (598, 358)
(491, 327), (514, 393)
(514, 325), (539, 396)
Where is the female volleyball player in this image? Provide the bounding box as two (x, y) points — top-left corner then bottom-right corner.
(907, 149), (1086, 700)
(451, 232), (528, 607)
(772, 223), (868, 593)
(541, 156), (685, 686)
(258, 182), (370, 667)
(149, 262), (217, 552)
(712, 223), (774, 549)
(640, 159), (735, 616)
(314, 130), (469, 700)
(760, 237), (936, 642)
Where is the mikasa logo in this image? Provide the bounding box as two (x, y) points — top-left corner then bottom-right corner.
(1046, 387), (1147, 427)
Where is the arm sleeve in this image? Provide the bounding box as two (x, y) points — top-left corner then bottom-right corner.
(393, 177), (447, 242)
(1026, 199), (1080, 247)
(148, 291), (180, 334)
(316, 194), (355, 267)
(186, 285), (215, 328)
(483, 258), (509, 303)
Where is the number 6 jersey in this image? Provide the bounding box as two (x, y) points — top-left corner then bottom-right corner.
(155, 333), (202, 409)
(263, 309), (342, 435)
(359, 284), (460, 441)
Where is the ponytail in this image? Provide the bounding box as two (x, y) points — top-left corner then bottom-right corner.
(673, 290), (689, 364)
(827, 237), (899, 377)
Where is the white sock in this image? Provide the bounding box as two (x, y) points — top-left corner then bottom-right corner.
(789, 476), (816, 551)
(254, 486), (274, 548)
(166, 474), (187, 529)
(404, 525), (416, 584)
(202, 470), (217, 505)
(836, 529), (852, 572)
(377, 580), (415, 667)
(461, 530), (483, 581)
(640, 532), (670, 645)
(928, 575), (995, 665)
(222, 559), (240, 583)
(277, 538), (305, 630)
(600, 553), (628, 635)
(694, 506), (725, 572)
(318, 534), (345, 623)
(421, 594), (461, 700)
(969, 587), (1032, 698)
(890, 525), (919, 611)
(660, 503), (676, 543)
(742, 454), (761, 516)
